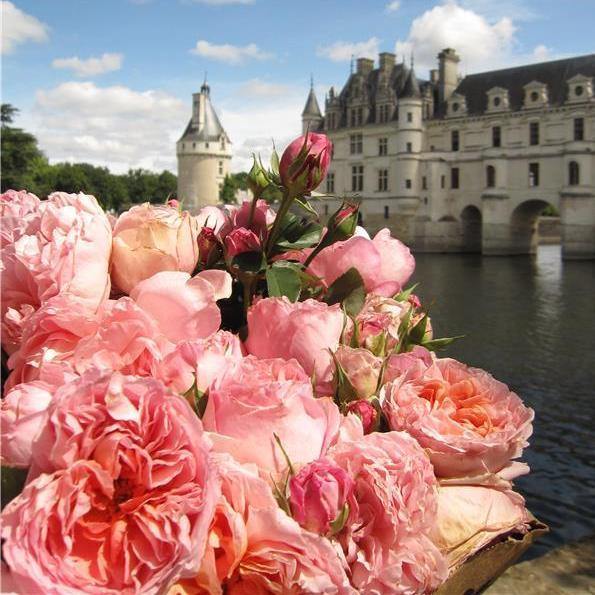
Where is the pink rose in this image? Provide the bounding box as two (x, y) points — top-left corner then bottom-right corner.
(0, 190), (41, 247)
(307, 230), (414, 298)
(195, 205), (229, 236)
(0, 363), (76, 468)
(173, 454), (354, 595)
(157, 331), (244, 394)
(71, 297), (167, 377)
(2, 371), (219, 594)
(4, 294), (99, 391)
(1, 192), (111, 351)
(289, 458), (354, 535)
(224, 227), (262, 259)
(329, 432), (448, 594)
(383, 346), (433, 385)
(196, 226), (221, 266)
(230, 198), (275, 238)
(245, 297), (345, 395)
(280, 133), (332, 194)
(130, 270), (232, 343)
(345, 400), (379, 434)
(111, 202), (199, 294)
(433, 482), (531, 571)
(203, 356), (342, 477)
(382, 357), (535, 478)
(334, 345), (382, 399)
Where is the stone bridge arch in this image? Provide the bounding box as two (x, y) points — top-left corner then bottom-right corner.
(460, 205), (482, 253)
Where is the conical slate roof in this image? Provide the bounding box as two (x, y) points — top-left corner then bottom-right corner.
(180, 83), (229, 142)
(302, 87), (322, 117)
(400, 67), (421, 99)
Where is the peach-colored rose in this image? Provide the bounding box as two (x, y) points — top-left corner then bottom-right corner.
(172, 454), (354, 595)
(1, 192), (111, 351)
(382, 357), (534, 478)
(157, 331), (244, 394)
(433, 482), (531, 572)
(245, 297), (345, 395)
(2, 371), (219, 595)
(329, 432), (448, 594)
(334, 345), (382, 399)
(0, 190), (41, 247)
(4, 294), (99, 391)
(383, 346), (433, 385)
(203, 356), (342, 477)
(130, 270), (232, 343)
(307, 229), (415, 298)
(111, 202), (199, 294)
(0, 363), (76, 468)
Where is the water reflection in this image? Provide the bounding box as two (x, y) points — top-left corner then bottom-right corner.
(412, 245), (595, 557)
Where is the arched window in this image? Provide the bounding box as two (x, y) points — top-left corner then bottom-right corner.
(486, 165), (496, 188)
(568, 161), (580, 186)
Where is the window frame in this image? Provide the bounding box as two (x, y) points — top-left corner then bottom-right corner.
(451, 130), (460, 152)
(529, 121), (539, 146)
(529, 162), (540, 187)
(351, 165), (364, 192)
(492, 126), (501, 148)
(377, 168), (388, 192)
(574, 117), (584, 141)
(350, 133), (363, 155)
(451, 167), (460, 189)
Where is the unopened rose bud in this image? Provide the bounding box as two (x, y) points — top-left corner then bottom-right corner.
(224, 227), (262, 259)
(289, 459), (354, 535)
(197, 226), (221, 266)
(334, 345), (382, 400)
(326, 200), (359, 242)
(279, 133), (332, 195)
(345, 399), (379, 434)
(167, 198), (180, 209)
(247, 155), (270, 198)
(408, 293), (422, 309)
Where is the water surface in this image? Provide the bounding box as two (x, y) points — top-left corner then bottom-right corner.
(412, 245), (595, 557)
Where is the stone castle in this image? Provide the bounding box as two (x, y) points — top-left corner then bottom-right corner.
(176, 81), (232, 209)
(303, 48), (595, 259)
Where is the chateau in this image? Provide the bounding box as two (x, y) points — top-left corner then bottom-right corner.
(177, 81), (232, 209)
(303, 49), (595, 259)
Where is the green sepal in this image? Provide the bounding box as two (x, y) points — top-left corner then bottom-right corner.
(422, 335), (465, 351)
(330, 350), (358, 405)
(328, 503), (350, 536)
(394, 283), (419, 302)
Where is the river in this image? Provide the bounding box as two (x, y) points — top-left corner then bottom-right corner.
(412, 244), (595, 558)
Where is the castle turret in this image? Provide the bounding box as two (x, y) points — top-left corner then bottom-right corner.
(301, 78), (323, 134)
(177, 81), (232, 210)
(395, 65), (423, 214)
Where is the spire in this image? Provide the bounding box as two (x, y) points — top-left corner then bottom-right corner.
(180, 82), (228, 142)
(302, 82), (322, 117)
(201, 71), (210, 95)
(400, 65), (421, 99)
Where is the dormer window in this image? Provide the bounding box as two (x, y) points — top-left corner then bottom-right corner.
(486, 87), (509, 112)
(567, 74), (593, 102)
(523, 81), (548, 108)
(446, 93), (466, 117)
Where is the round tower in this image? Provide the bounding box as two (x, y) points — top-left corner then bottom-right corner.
(395, 65), (423, 214)
(176, 81), (232, 210)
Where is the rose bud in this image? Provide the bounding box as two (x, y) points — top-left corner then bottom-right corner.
(167, 198), (180, 209)
(279, 133), (332, 195)
(224, 227), (262, 259)
(408, 293), (422, 309)
(197, 226), (221, 267)
(334, 346), (382, 400)
(345, 399), (379, 434)
(326, 200), (359, 241)
(247, 154), (270, 199)
(289, 459), (354, 535)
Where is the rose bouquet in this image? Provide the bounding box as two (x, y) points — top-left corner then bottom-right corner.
(0, 133), (540, 594)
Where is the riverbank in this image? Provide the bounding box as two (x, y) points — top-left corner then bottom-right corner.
(486, 534), (595, 594)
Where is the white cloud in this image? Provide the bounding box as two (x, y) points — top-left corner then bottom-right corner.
(317, 37), (381, 63)
(190, 40), (271, 64)
(238, 79), (293, 98)
(32, 82), (187, 173)
(394, 2), (516, 73)
(460, 0), (537, 22)
(1, 1), (49, 54)
(385, 1), (400, 13)
(531, 44), (552, 62)
(51, 53), (123, 77)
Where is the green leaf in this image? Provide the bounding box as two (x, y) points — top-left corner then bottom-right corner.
(266, 262), (302, 302)
(276, 227), (322, 250)
(294, 197), (319, 217)
(329, 503), (350, 536)
(231, 251), (266, 273)
(394, 283), (419, 302)
(422, 335), (465, 351)
(324, 268), (366, 317)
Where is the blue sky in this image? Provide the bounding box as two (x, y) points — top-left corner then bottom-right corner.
(2, 0), (594, 173)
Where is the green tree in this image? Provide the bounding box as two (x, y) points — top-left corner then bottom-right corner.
(1, 103), (48, 192)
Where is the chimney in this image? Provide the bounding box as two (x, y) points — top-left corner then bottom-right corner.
(356, 57), (374, 75)
(438, 48), (460, 104)
(430, 69), (439, 84)
(379, 52), (396, 71)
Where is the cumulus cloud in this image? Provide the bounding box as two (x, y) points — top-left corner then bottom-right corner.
(51, 53), (123, 77)
(32, 82), (187, 173)
(317, 37), (381, 63)
(190, 40), (272, 64)
(394, 2), (516, 73)
(238, 79), (293, 98)
(385, 1), (400, 12)
(1, 1), (49, 54)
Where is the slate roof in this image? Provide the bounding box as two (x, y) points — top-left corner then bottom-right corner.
(455, 53), (595, 115)
(180, 83), (229, 142)
(302, 87), (322, 117)
(400, 67), (421, 99)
